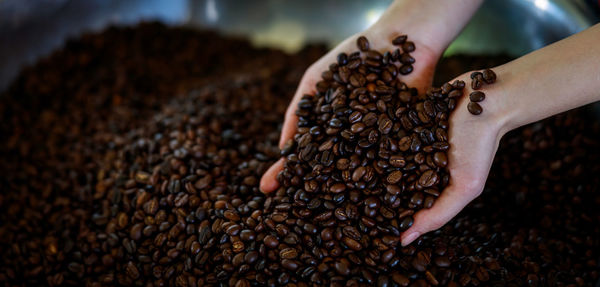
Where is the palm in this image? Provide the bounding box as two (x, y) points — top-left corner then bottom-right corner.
(400, 75), (503, 245)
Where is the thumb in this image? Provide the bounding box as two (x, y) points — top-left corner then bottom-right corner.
(260, 72), (318, 194)
(400, 178), (483, 246)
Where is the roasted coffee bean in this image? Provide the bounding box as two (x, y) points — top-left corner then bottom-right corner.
(433, 152), (448, 167)
(469, 91), (485, 102)
(467, 102), (483, 115)
(357, 36), (370, 51)
(399, 216), (414, 231)
(482, 69), (496, 84)
(263, 235), (279, 248)
(471, 77), (483, 90)
(470, 71), (483, 79)
(387, 170), (403, 184)
(337, 53), (348, 66)
(392, 35), (407, 45)
(402, 41), (415, 53)
(418, 170), (438, 188)
(399, 65), (413, 75)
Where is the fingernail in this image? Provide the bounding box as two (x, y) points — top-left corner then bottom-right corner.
(401, 232), (420, 247)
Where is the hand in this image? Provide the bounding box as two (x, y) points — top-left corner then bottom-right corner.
(400, 72), (507, 246)
(402, 22), (600, 245)
(260, 0), (485, 193)
(259, 33), (439, 193)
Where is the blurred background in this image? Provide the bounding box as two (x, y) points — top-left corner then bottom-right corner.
(0, 0), (598, 92)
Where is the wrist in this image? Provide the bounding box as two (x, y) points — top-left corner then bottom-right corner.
(369, 0), (484, 58)
(453, 69), (513, 142)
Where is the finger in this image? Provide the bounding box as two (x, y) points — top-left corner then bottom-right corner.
(259, 158), (285, 193)
(400, 45), (439, 93)
(279, 75), (317, 148)
(400, 181), (482, 246)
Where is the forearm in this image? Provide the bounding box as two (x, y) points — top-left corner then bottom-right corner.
(373, 0), (484, 55)
(492, 24), (600, 134)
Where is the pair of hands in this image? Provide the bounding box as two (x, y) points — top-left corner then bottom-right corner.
(259, 2), (505, 247)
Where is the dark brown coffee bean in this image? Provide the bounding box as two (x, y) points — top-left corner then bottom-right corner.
(471, 78), (483, 90)
(482, 68), (496, 84)
(342, 237), (362, 251)
(282, 259), (299, 271)
(402, 41), (415, 53)
(469, 91), (485, 102)
(330, 183), (346, 193)
(448, 89), (462, 98)
(418, 170), (438, 188)
(400, 53), (415, 64)
(399, 65), (413, 75)
(387, 170), (403, 184)
(467, 102), (483, 115)
(357, 36), (370, 51)
(263, 235), (279, 248)
(470, 71), (483, 79)
(433, 152), (448, 167)
(399, 216), (414, 231)
(280, 248), (298, 259)
(392, 35), (407, 45)
(378, 116), (392, 134)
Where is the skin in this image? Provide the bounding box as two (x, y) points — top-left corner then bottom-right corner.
(261, 0), (600, 246)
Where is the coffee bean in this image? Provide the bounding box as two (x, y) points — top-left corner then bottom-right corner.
(263, 235), (279, 248)
(482, 69), (496, 84)
(334, 260), (350, 275)
(357, 36), (370, 51)
(282, 259), (299, 271)
(469, 91), (485, 102)
(433, 152), (448, 167)
(418, 170), (438, 188)
(399, 65), (413, 75)
(467, 102), (483, 115)
(399, 216), (414, 231)
(402, 41), (415, 53)
(330, 183), (346, 193)
(392, 35), (407, 45)
(471, 77), (483, 90)
(387, 170), (403, 184)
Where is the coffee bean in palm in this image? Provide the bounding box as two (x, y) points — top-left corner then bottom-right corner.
(337, 52), (348, 65)
(471, 78), (483, 90)
(399, 64), (414, 75)
(392, 35), (407, 46)
(469, 91), (485, 102)
(357, 36), (370, 51)
(467, 102), (483, 115)
(482, 69), (496, 84)
(402, 41), (415, 53)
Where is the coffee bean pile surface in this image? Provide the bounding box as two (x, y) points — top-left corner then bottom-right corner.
(0, 23), (599, 287)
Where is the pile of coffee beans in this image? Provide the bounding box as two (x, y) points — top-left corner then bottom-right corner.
(466, 69), (496, 115)
(0, 23), (598, 286)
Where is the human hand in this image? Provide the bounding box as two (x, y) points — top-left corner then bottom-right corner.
(402, 22), (600, 245)
(260, 0), (484, 192)
(259, 0), (479, 193)
(400, 71), (508, 246)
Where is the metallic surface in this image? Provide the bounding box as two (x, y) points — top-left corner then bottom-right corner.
(0, 0), (598, 91)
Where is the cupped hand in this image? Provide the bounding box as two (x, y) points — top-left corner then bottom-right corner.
(400, 72), (508, 246)
(260, 27), (440, 193)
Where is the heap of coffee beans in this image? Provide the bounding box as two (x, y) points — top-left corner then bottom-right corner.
(467, 69), (496, 115)
(0, 23), (599, 286)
